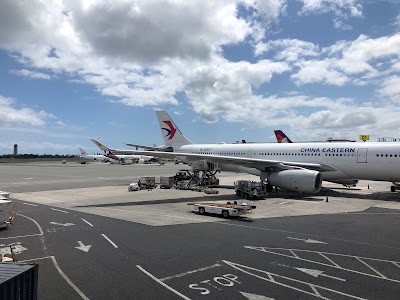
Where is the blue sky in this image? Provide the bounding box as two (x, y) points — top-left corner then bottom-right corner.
(0, 0), (399, 154)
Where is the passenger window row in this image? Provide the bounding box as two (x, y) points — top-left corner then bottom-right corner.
(376, 154), (399, 157)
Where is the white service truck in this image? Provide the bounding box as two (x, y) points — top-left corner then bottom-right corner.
(188, 201), (255, 218)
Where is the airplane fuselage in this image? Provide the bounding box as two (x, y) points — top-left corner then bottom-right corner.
(177, 142), (400, 182)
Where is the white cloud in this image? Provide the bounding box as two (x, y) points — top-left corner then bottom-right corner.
(0, 96), (50, 128)
(10, 69), (52, 80)
(256, 38), (319, 60)
(299, 0), (362, 17)
(298, 0), (362, 30)
(0, 0), (399, 143)
(380, 76), (400, 103)
(183, 58), (290, 122)
(292, 59), (349, 86)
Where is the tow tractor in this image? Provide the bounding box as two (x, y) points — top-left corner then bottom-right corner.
(188, 200), (256, 218)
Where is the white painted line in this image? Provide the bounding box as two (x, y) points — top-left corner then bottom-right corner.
(0, 233), (42, 240)
(160, 263), (222, 281)
(81, 218), (93, 227)
(136, 265), (191, 300)
(51, 256), (90, 300)
(23, 203), (38, 207)
(356, 257), (387, 279)
(295, 267), (346, 282)
(19, 256), (53, 263)
(310, 285), (321, 297)
(101, 234), (118, 248)
(392, 262), (400, 269)
(287, 237), (327, 244)
(289, 250), (299, 258)
(244, 246), (400, 283)
(51, 208), (69, 214)
(49, 222), (75, 227)
(18, 214), (44, 235)
(223, 260), (366, 300)
(220, 222), (400, 251)
(319, 253), (342, 268)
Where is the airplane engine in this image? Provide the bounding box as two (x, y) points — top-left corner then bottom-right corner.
(266, 170), (322, 193)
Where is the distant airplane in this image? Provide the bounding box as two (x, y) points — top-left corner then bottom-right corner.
(78, 148), (109, 164)
(107, 110), (400, 193)
(274, 130), (293, 143)
(90, 139), (153, 164)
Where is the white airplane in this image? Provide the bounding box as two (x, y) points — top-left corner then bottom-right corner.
(274, 130), (359, 188)
(78, 148), (109, 163)
(90, 139), (153, 164)
(110, 110), (400, 193)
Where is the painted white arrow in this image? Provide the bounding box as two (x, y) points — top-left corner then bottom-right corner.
(49, 222), (75, 227)
(295, 267), (346, 282)
(75, 241), (91, 253)
(287, 237), (327, 244)
(240, 292), (275, 300)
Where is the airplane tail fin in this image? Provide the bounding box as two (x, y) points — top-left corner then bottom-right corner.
(156, 110), (192, 148)
(79, 148), (87, 156)
(91, 138), (112, 151)
(274, 130), (293, 143)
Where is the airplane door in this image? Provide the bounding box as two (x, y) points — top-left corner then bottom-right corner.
(247, 150), (253, 158)
(357, 148), (368, 163)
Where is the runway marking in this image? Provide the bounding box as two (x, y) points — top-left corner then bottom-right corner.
(244, 246), (400, 283)
(51, 256), (90, 300)
(137, 265), (191, 300)
(319, 253), (341, 268)
(23, 203), (38, 207)
(51, 208), (69, 214)
(355, 257), (387, 279)
(101, 234), (118, 248)
(160, 263), (222, 281)
(218, 222), (400, 251)
(0, 233), (42, 240)
(19, 256), (53, 263)
(289, 250), (299, 258)
(81, 218), (93, 227)
(392, 262), (400, 269)
(19, 257), (89, 298)
(19, 214), (44, 235)
(223, 260), (366, 300)
(19, 213), (48, 256)
(287, 237), (327, 244)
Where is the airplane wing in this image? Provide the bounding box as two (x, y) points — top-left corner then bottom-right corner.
(126, 143), (162, 151)
(110, 149), (336, 173)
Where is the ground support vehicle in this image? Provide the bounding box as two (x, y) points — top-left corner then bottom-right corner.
(174, 170), (220, 190)
(174, 170), (192, 182)
(234, 180), (268, 200)
(128, 182), (141, 191)
(188, 201), (256, 218)
(204, 188), (219, 194)
(160, 176), (175, 189)
(0, 191), (16, 229)
(139, 176), (157, 189)
(0, 263), (38, 299)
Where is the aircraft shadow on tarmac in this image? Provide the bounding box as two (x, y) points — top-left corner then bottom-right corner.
(262, 187), (400, 202)
(75, 193), (245, 208)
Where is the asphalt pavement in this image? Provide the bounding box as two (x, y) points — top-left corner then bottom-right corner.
(0, 162), (399, 299)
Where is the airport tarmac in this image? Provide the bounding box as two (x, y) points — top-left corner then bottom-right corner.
(1, 162), (400, 299)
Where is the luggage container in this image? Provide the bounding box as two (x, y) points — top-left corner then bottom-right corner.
(160, 176), (175, 189)
(0, 263), (39, 300)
